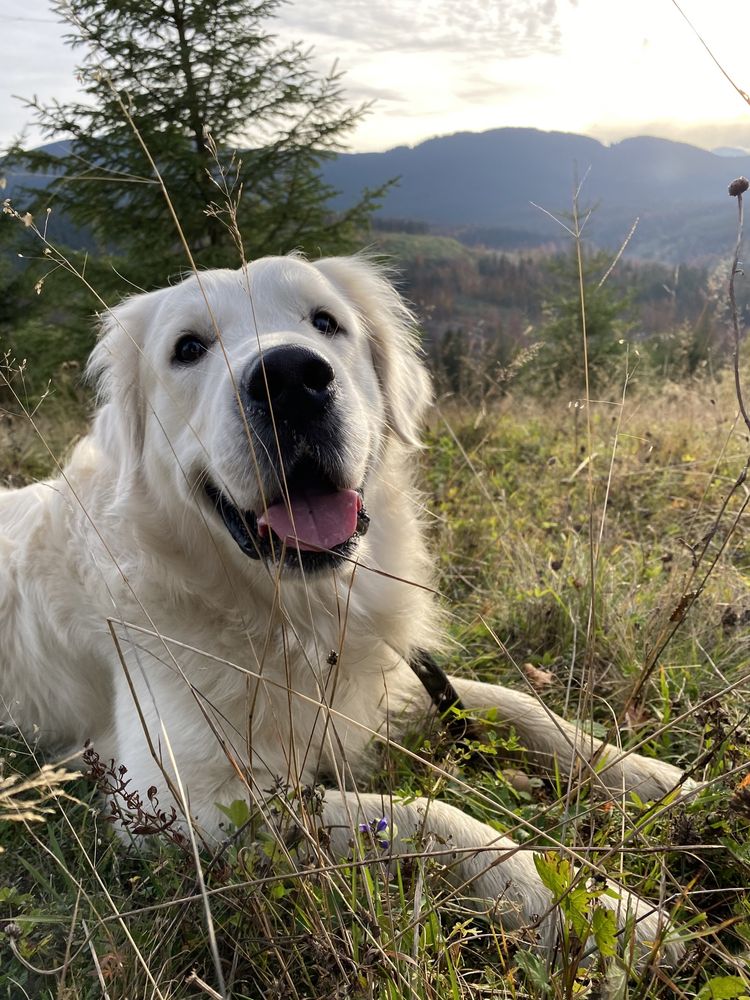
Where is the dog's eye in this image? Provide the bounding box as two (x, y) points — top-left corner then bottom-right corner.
(311, 309), (342, 336)
(173, 334), (209, 365)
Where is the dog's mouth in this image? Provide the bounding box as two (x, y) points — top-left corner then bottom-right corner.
(204, 461), (370, 569)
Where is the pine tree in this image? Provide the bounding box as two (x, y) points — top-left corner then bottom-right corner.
(535, 247), (633, 391)
(7, 0), (382, 287)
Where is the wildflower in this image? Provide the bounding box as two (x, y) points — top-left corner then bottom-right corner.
(358, 816), (393, 851)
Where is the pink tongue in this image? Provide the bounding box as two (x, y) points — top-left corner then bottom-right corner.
(257, 490), (361, 552)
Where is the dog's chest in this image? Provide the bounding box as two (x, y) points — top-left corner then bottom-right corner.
(109, 605), (412, 787)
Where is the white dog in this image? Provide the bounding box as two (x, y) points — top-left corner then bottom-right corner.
(0, 256), (688, 961)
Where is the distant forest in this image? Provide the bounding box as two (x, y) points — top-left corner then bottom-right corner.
(370, 225), (747, 394)
(1, 218), (747, 402)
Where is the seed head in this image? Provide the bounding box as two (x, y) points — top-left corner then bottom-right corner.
(728, 176), (749, 197)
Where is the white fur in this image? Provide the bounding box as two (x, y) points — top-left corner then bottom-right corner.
(0, 256), (685, 963)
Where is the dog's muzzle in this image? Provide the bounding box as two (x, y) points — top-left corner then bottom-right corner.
(205, 345), (371, 569)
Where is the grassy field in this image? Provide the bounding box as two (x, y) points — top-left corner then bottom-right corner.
(1, 370), (750, 999)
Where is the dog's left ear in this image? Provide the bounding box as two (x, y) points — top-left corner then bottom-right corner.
(314, 256), (432, 447)
(86, 290), (156, 463)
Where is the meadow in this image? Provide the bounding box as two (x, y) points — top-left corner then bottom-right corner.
(1, 362), (749, 999)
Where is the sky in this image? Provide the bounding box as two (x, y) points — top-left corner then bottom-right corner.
(2, 0), (750, 155)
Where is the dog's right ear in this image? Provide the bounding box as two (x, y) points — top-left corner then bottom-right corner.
(86, 292), (152, 464)
(313, 256), (432, 448)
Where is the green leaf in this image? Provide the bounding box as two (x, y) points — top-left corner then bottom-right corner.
(696, 977), (750, 1000)
(602, 962), (628, 1000)
(515, 948), (551, 994)
(566, 883), (592, 941)
(591, 906), (617, 958)
(533, 852), (570, 898)
(215, 798), (251, 830)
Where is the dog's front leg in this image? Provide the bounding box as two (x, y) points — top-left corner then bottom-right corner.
(317, 790), (681, 964)
(320, 788), (556, 947)
(447, 676), (691, 801)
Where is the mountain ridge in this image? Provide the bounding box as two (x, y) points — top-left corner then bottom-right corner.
(320, 126), (748, 262)
(3, 127), (747, 264)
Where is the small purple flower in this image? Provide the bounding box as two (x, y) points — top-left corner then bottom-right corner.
(358, 816), (392, 850)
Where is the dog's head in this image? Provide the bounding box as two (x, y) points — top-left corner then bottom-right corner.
(88, 255), (431, 573)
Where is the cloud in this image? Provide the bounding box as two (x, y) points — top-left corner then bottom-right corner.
(455, 75), (538, 104)
(7, 0), (746, 162)
(280, 0), (565, 58)
(341, 83), (409, 104)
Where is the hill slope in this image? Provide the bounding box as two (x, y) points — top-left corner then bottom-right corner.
(322, 128), (748, 262)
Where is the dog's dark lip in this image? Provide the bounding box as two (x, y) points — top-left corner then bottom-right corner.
(203, 478), (368, 570)
(204, 480), (263, 560)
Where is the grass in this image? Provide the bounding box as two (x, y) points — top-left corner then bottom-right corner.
(1, 369), (750, 999)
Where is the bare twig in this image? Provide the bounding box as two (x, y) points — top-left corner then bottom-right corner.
(729, 177), (750, 432)
(622, 178), (750, 716)
(670, 2), (750, 108)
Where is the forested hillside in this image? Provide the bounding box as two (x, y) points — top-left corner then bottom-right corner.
(323, 128), (746, 262)
(366, 230), (744, 395)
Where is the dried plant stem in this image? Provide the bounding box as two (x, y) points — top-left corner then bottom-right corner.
(161, 723), (228, 999)
(186, 970), (225, 999)
(622, 177), (750, 717)
(82, 919), (113, 1000)
(625, 470), (750, 716)
(671, 1), (750, 108)
(729, 186), (750, 432)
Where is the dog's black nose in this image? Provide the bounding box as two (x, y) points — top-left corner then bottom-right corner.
(243, 346), (336, 420)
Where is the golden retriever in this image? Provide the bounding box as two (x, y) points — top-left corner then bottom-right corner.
(0, 256), (689, 961)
